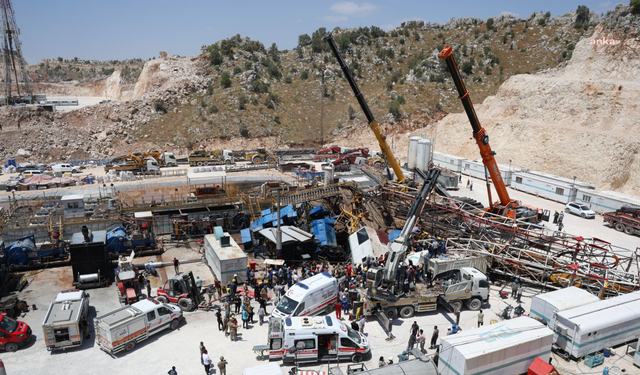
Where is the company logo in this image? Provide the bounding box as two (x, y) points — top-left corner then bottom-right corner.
(589, 37), (616, 45)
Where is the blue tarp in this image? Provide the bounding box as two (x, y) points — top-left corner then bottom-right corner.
(251, 204), (297, 231)
(311, 218), (337, 246)
(241, 228), (252, 244)
(388, 230), (401, 243)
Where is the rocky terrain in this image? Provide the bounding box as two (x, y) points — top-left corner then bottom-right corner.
(1, 5), (638, 193)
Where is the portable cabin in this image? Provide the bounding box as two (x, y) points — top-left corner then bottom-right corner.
(529, 287), (600, 327)
(432, 151), (467, 174)
(575, 189), (640, 214)
(61, 195), (85, 219)
(553, 291), (640, 359)
(511, 172), (594, 204)
(203, 228), (248, 284)
(461, 159), (513, 185)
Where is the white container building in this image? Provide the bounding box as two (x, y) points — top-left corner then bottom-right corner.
(203, 227), (248, 285)
(575, 189), (640, 214)
(553, 291), (640, 359)
(438, 317), (553, 375)
(510, 172), (595, 204)
(529, 287), (600, 327)
(461, 159), (514, 186)
(432, 151), (466, 174)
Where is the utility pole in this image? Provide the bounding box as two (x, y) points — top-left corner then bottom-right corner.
(276, 189), (282, 255)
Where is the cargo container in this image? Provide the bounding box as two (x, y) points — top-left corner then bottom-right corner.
(438, 317), (553, 375)
(553, 291), (640, 359)
(529, 287), (600, 327)
(203, 228), (248, 285)
(432, 151), (467, 173)
(461, 159), (514, 185)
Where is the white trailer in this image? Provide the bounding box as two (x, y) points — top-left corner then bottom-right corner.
(529, 287), (600, 327)
(204, 227), (248, 285)
(461, 159), (513, 185)
(575, 189), (640, 214)
(553, 291), (640, 359)
(432, 151), (466, 174)
(438, 317), (553, 375)
(42, 290), (90, 351)
(94, 299), (182, 354)
(634, 339), (640, 368)
(510, 171), (594, 204)
(348, 227), (386, 266)
(242, 363), (285, 375)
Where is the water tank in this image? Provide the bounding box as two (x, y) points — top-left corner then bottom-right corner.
(422, 139), (432, 170)
(323, 165), (334, 185)
(416, 139), (428, 171)
(407, 136), (420, 169)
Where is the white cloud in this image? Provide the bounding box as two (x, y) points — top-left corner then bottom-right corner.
(330, 2), (378, 17)
(323, 14), (349, 22)
(598, 1), (611, 7)
(500, 11), (518, 17)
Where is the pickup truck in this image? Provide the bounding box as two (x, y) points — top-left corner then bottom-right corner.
(94, 299), (182, 354)
(51, 163), (81, 173)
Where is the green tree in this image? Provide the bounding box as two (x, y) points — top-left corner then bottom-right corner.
(208, 104), (219, 114)
(233, 66), (242, 75)
(208, 44), (223, 65)
(300, 71), (309, 80)
(220, 72), (231, 88)
(396, 95), (405, 104)
(269, 43), (279, 62)
(576, 5), (590, 26)
(538, 18), (546, 26)
(238, 94), (247, 110)
(462, 61), (473, 75)
(388, 100), (401, 119)
(486, 18), (494, 31)
(298, 34), (312, 47)
(633, 0), (640, 14)
(153, 99), (167, 114)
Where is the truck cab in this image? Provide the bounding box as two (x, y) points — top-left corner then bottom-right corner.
(163, 152), (178, 167)
(443, 267), (490, 310)
(268, 316), (369, 363)
(0, 313), (32, 352)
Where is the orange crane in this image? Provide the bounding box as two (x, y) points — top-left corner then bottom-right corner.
(324, 34), (405, 183)
(438, 47), (547, 222)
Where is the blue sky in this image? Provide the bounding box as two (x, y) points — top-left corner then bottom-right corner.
(16, 0), (620, 64)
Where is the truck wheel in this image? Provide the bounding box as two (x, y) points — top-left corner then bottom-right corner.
(252, 156), (262, 164)
(351, 353), (363, 362)
(467, 298), (482, 311)
(399, 306), (415, 318)
(624, 226), (634, 235)
(267, 157), (276, 164)
(614, 223), (625, 232)
(197, 162), (204, 166)
(580, 213), (586, 218)
(125, 341), (136, 352)
(5, 342), (18, 352)
(451, 301), (463, 312)
(156, 296), (169, 304)
(565, 208), (570, 213)
(384, 307), (398, 319)
(225, 159), (232, 165)
(178, 298), (194, 311)
(170, 319), (180, 330)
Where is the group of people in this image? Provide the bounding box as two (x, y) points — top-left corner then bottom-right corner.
(553, 210), (565, 231)
(198, 341), (228, 375)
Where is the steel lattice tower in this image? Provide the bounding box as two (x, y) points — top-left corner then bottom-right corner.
(0, 0), (30, 103)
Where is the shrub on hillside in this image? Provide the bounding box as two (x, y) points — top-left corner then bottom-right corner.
(633, 0), (640, 14)
(301, 71), (309, 80)
(388, 100), (401, 119)
(220, 72), (231, 88)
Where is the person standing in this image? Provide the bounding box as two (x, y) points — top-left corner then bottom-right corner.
(341, 297), (350, 316)
(223, 298), (231, 315)
(229, 318), (239, 341)
(168, 366), (177, 375)
(81, 317), (90, 339)
(196, 276), (203, 293)
(173, 257), (180, 274)
(469, 181), (474, 191)
(553, 211), (559, 224)
(258, 305), (266, 326)
(378, 356), (386, 367)
(466, 179), (470, 188)
(558, 221), (564, 231)
(430, 326), (439, 349)
(408, 321), (419, 350)
(512, 280), (519, 300)
(478, 310), (484, 328)
(407, 332), (416, 351)
(223, 313), (230, 336)
(334, 300), (342, 320)
(201, 349), (212, 375)
(216, 310), (223, 331)
(242, 307), (249, 329)
(358, 315), (366, 334)
(558, 211), (564, 225)
(217, 356), (228, 375)
(146, 279), (152, 297)
(417, 329), (426, 352)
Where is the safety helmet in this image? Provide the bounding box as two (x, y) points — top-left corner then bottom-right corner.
(452, 324), (456, 328)
(247, 265), (250, 268)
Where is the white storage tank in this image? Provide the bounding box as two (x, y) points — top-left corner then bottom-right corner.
(422, 139), (432, 171)
(416, 139), (428, 171)
(407, 136), (420, 169)
(530, 287), (600, 327)
(553, 291), (640, 359)
(439, 317), (553, 375)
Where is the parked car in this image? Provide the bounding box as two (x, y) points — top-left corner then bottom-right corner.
(16, 164), (46, 173)
(565, 202), (596, 219)
(51, 163), (81, 173)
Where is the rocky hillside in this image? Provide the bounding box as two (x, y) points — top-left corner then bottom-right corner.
(384, 4), (640, 194)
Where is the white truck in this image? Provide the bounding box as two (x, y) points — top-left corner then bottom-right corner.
(42, 290), (90, 351)
(51, 163), (81, 173)
(159, 152), (178, 167)
(94, 299), (182, 354)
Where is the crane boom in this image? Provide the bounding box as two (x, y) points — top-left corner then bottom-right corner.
(438, 47), (519, 216)
(324, 33), (405, 183)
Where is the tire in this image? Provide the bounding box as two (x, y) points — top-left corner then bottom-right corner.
(125, 341), (136, 352)
(324, 304), (334, 315)
(451, 300), (463, 312)
(156, 295), (169, 304)
(614, 223), (625, 232)
(178, 298), (194, 311)
(252, 157), (262, 164)
(170, 319), (180, 330)
(197, 162), (203, 166)
(467, 298), (482, 311)
(5, 342), (18, 352)
(351, 353), (363, 363)
(399, 306), (415, 319)
(267, 157), (276, 164)
(580, 213), (586, 218)
(225, 159), (231, 165)
(565, 208), (570, 213)
(624, 226), (635, 235)
(384, 307), (398, 319)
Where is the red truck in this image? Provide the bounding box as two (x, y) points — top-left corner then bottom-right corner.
(0, 312), (32, 352)
(603, 206), (640, 236)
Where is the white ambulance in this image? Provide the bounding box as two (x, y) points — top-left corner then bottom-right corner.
(272, 272), (338, 318)
(268, 315), (370, 363)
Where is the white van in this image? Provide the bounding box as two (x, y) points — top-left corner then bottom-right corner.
(268, 315), (370, 363)
(272, 272), (338, 318)
(22, 170), (43, 178)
